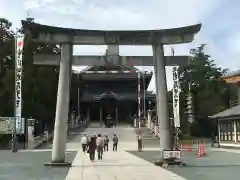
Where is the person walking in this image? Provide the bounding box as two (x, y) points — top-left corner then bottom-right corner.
(112, 134), (119, 151)
(87, 135), (97, 161)
(96, 133), (104, 160)
(81, 134), (88, 153)
(104, 135), (109, 151)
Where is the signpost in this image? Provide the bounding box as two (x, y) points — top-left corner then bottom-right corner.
(13, 32), (24, 153)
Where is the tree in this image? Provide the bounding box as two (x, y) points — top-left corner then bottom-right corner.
(178, 44), (231, 137)
(0, 16), (84, 135)
(19, 17), (61, 133)
(0, 18), (14, 74)
(0, 18), (15, 116)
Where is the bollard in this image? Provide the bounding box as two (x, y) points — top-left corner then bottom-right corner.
(137, 135), (143, 152)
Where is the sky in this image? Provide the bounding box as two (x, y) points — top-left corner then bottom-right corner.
(1, 0), (240, 92)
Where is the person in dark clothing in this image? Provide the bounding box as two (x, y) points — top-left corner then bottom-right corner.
(87, 135), (97, 161)
(96, 133), (104, 160)
(104, 135), (109, 151)
(112, 134), (119, 151)
(211, 132), (220, 148)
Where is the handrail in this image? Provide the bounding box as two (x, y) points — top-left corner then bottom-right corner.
(31, 131), (53, 148)
(146, 121), (160, 138)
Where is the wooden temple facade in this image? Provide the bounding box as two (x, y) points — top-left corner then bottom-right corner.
(210, 69), (240, 147)
(78, 65), (155, 125)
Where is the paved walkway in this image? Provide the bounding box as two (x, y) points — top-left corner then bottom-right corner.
(0, 127), (86, 180)
(65, 124), (186, 180)
(66, 148), (186, 180)
(4, 123), (240, 180)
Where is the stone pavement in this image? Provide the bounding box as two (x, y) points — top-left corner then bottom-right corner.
(0, 127), (85, 180)
(129, 147), (240, 180)
(65, 124), (240, 180)
(0, 150), (76, 180)
(64, 124), (187, 180)
(3, 123), (240, 180)
(65, 147), (186, 180)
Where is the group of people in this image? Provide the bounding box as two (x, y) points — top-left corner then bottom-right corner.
(81, 133), (119, 161)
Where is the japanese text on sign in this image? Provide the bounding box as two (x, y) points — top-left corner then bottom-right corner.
(15, 35), (24, 118)
(172, 66), (180, 128)
(163, 150), (181, 159)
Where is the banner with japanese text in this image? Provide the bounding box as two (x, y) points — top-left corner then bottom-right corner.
(172, 66), (180, 128)
(15, 34), (24, 123)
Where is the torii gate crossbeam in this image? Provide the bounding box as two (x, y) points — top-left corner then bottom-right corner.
(33, 54), (189, 66)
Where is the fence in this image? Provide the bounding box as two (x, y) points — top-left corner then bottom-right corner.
(30, 131), (53, 149)
(146, 121), (160, 137)
(145, 121), (211, 146)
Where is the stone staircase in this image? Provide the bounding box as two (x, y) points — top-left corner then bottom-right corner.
(139, 127), (159, 140)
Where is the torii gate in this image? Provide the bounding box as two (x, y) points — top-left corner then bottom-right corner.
(33, 48), (189, 66)
(22, 21), (201, 166)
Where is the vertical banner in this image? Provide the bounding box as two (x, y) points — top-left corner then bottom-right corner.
(15, 34), (24, 125)
(137, 72), (141, 130)
(172, 66), (180, 128)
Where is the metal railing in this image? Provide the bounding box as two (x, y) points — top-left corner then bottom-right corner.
(146, 121), (160, 138)
(31, 131), (53, 149)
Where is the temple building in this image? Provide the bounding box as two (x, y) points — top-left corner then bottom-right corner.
(210, 69), (240, 147)
(78, 65), (156, 125)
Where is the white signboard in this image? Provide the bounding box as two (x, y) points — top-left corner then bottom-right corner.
(0, 117), (25, 134)
(15, 34), (24, 120)
(163, 150), (181, 159)
(172, 66), (180, 128)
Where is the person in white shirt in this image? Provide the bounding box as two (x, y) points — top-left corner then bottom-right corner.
(81, 134), (88, 153)
(96, 133), (104, 160)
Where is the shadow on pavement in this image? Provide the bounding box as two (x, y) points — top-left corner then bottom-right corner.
(128, 149), (240, 180)
(0, 150), (77, 180)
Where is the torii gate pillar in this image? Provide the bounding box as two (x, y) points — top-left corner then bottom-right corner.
(153, 44), (172, 150)
(50, 44), (72, 165)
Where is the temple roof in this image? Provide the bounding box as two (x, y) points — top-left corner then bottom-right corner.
(21, 21), (201, 45)
(81, 91), (156, 102)
(223, 69), (240, 78)
(209, 104), (240, 120)
(80, 65), (145, 74)
(79, 65), (152, 84)
(222, 69), (240, 83)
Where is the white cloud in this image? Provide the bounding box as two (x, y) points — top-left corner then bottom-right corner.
(23, 0), (58, 9)
(226, 33), (240, 54)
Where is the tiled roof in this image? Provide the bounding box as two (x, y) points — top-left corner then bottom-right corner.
(209, 104), (240, 119)
(223, 69), (240, 78)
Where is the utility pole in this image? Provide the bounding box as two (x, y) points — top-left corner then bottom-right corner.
(0, 19), (5, 117)
(77, 73), (80, 116)
(143, 71), (147, 119)
(0, 20), (4, 76)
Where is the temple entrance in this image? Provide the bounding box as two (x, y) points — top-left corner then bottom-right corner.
(87, 97), (135, 126)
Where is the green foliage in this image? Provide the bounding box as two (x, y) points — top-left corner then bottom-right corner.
(0, 17), (84, 134)
(0, 18), (15, 116)
(178, 44), (231, 137)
